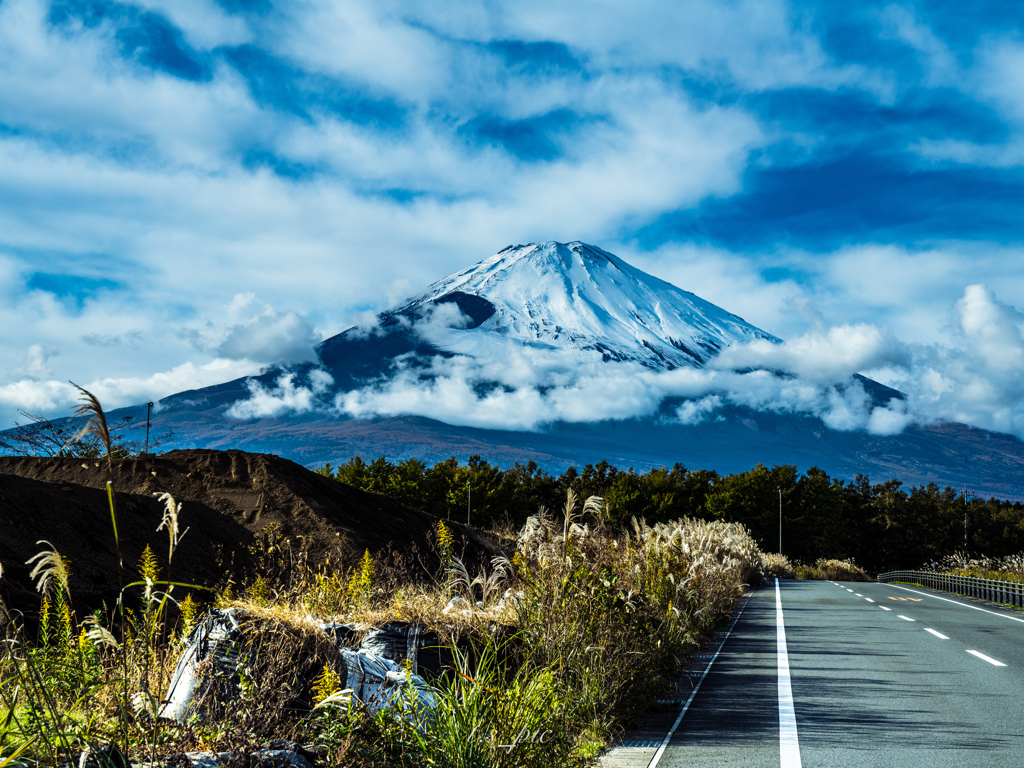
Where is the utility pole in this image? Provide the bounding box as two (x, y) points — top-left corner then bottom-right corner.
(778, 487), (783, 555)
(962, 488), (969, 550)
(467, 479), (471, 526)
(145, 402), (154, 453)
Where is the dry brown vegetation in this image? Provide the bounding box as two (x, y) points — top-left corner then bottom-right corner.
(933, 551), (1024, 583)
(761, 553), (870, 582)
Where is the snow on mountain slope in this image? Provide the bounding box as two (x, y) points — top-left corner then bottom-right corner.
(396, 241), (779, 369)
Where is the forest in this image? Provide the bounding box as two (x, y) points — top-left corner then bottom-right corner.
(319, 456), (1024, 572)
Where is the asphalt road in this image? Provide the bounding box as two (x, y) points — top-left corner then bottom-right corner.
(655, 578), (1024, 767)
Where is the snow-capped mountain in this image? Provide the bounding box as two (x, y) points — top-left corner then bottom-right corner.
(71, 240), (1024, 501)
(390, 241), (779, 369)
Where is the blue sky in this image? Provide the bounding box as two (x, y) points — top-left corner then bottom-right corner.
(2, 0), (1024, 438)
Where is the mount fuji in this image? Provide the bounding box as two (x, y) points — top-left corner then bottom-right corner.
(370, 241), (779, 369)
(85, 243), (1024, 497)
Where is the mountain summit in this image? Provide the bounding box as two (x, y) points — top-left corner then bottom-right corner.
(336, 241), (778, 371)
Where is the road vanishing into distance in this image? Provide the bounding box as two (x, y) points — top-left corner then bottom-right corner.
(603, 578), (1024, 768)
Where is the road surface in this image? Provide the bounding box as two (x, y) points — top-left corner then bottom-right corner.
(602, 578), (1024, 767)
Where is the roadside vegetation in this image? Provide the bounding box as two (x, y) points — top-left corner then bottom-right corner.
(761, 554), (870, 582)
(0, 390), (766, 767)
(929, 552), (1024, 584)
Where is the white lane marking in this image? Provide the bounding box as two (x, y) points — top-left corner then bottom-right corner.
(865, 598), (875, 603)
(647, 591), (752, 768)
(925, 628), (949, 639)
(880, 607), (892, 611)
(898, 615), (915, 622)
(855, 593), (863, 597)
(776, 579), (802, 768)
(886, 584), (1024, 625)
(967, 650), (1007, 667)
(846, 589), (854, 592)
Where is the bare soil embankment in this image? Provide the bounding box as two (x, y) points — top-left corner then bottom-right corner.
(0, 449), (500, 617)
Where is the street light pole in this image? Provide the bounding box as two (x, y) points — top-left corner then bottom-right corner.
(962, 488), (969, 550)
(778, 487), (782, 555)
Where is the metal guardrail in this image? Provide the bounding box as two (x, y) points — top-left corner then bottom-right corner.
(877, 570), (1024, 608)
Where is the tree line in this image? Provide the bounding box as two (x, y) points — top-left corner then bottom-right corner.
(317, 456), (1024, 572)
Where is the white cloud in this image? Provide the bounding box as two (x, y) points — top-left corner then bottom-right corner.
(227, 369), (335, 419)
(867, 401), (913, 436)
(212, 294), (321, 364)
(326, 280), (1024, 443)
(0, 358), (262, 419)
(330, 305), (912, 434)
(878, 5), (959, 89)
(713, 324), (908, 384)
(405, 0), (884, 95)
(955, 283), (1024, 373)
(276, 2), (448, 100)
(676, 395), (722, 425)
(910, 37), (1024, 167)
(15, 344), (57, 379)
(132, 0), (253, 49)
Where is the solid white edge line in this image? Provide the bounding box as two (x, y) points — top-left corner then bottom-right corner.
(776, 579), (802, 768)
(898, 615), (915, 622)
(924, 628), (949, 639)
(886, 584), (1024, 624)
(647, 590), (753, 768)
(966, 650), (1007, 667)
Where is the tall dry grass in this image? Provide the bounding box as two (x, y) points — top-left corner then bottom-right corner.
(761, 554), (869, 582)
(934, 551), (1024, 583)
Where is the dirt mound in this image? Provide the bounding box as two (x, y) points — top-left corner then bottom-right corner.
(0, 449), (500, 618)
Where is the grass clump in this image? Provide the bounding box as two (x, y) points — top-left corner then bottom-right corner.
(511, 505), (762, 751)
(931, 551), (1024, 583)
(762, 554), (869, 582)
